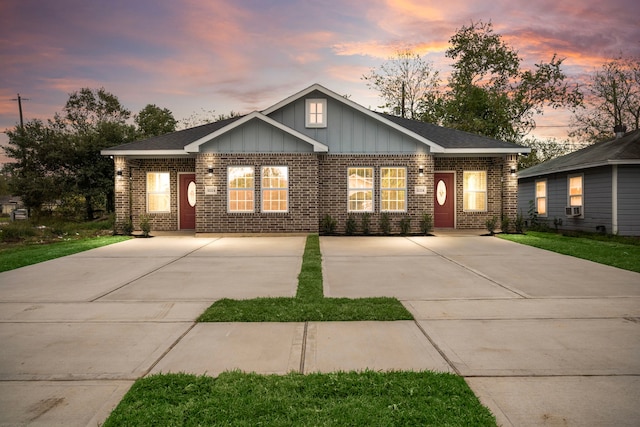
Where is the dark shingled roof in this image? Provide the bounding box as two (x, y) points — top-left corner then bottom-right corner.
(518, 129), (640, 178)
(377, 113), (526, 150)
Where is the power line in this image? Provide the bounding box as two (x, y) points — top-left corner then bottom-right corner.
(10, 94), (29, 128)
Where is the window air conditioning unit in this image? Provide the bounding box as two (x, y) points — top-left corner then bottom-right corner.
(565, 206), (582, 217)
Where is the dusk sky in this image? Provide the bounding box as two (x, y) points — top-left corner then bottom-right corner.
(2, 0), (639, 161)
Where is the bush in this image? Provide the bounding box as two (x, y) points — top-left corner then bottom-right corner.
(419, 213), (433, 235)
(380, 212), (391, 235)
(514, 211), (525, 234)
(399, 216), (411, 235)
(0, 222), (37, 242)
(345, 214), (358, 235)
(120, 220), (134, 236)
(485, 216), (498, 235)
(501, 216), (510, 233)
(320, 214), (337, 234)
(140, 215), (151, 238)
(361, 212), (371, 235)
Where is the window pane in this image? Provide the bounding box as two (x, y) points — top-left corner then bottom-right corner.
(228, 167), (254, 212)
(348, 167), (374, 212)
(537, 198), (547, 215)
(147, 172), (170, 213)
(262, 167), (288, 212)
(463, 171), (487, 211)
(348, 190), (373, 212)
(381, 168), (406, 212)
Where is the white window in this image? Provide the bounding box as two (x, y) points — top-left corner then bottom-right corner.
(568, 175), (583, 207)
(261, 166), (288, 212)
(306, 99), (327, 128)
(348, 167), (373, 212)
(463, 171), (487, 212)
(147, 172), (170, 213)
(380, 167), (407, 212)
(536, 179), (547, 217)
(228, 166), (254, 212)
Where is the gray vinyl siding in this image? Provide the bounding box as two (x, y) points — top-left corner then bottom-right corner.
(517, 180), (535, 216)
(199, 118), (314, 153)
(617, 165), (640, 236)
(267, 91), (430, 154)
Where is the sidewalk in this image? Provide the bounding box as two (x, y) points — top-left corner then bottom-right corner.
(0, 235), (639, 426)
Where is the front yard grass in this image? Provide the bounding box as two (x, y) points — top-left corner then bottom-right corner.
(198, 234), (413, 322)
(499, 231), (640, 273)
(104, 371), (497, 427)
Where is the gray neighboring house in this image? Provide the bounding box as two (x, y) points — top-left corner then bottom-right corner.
(517, 129), (640, 236)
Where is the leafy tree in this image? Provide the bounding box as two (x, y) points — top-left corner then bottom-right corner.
(363, 49), (441, 119)
(179, 109), (242, 129)
(135, 104), (177, 138)
(518, 137), (572, 169)
(441, 21), (583, 142)
(570, 55), (640, 143)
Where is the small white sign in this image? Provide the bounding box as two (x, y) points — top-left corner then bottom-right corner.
(414, 185), (427, 195)
(205, 185), (218, 195)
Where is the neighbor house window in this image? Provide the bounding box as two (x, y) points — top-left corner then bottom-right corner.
(306, 98), (327, 128)
(261, 166), (288, 212)
(536, 179), (547, 217)
(228, 166), (254, 212)
(380, 167), (407, 212)
(463, 171), (487, 211)
(568, 175), (583, 207)
(348, 167), (373, 212)
(147, 172), (170, 213)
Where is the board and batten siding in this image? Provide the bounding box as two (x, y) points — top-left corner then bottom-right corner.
(617, 165), (640, 236)
(267, 90), (431, 154)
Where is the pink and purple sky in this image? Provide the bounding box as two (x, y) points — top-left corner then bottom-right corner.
(1, 0), (639, 162)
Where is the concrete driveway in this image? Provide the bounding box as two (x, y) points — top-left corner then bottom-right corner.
(0, 235), (639, 426)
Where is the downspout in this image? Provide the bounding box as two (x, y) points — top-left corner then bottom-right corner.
(612, 164), (618, 235)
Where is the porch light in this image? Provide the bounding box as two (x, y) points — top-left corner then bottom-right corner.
(116, 169), (123, 179)
(208, 166), (213, 176)
(510, 167), (516, 177)
(418, 165), (424, 177)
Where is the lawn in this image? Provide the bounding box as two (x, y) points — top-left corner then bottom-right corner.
(198, 234), (413, 322)
(104, 371), (497, 427)
(499, 231), (640, 273)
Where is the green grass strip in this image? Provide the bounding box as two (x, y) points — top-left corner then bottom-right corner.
(198, 234), (413, 322)
(0, 236), (131, 272)
(104, 371), (497, 427)
(499, 231), (640, 273)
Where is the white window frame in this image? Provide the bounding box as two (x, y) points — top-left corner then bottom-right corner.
(380, 167), (407, 212)
(568, 174), (584, 219)
(261, 166), (289, 213)
(463, 171), (487, 212)
(535, 179), (547, 217)
(305, 98), (327, 128)
(227, 166), (255, 213)
(348, 167), (374, 213)
(146, 172), (171, 213)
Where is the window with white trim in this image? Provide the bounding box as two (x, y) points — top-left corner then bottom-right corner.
(348, 167), (373, 212)
(568, 175), (583, 207)
(261, 166), (288, 212)
(535, 179), (547, 217)
(463, 171), (487, 211)
(306, 99), (327, 128)
(147, 172), (170, 213)
(228, 166), (254, 212)
(380, 167), (407, 212)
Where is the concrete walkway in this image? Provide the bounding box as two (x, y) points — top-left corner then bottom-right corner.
(0, 235), (638, 426)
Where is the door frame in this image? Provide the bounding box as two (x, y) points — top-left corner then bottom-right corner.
(434, 171), (456, 228)
(178, 172), (196, 230)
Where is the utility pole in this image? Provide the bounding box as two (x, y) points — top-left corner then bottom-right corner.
(11, 93), (29, 128)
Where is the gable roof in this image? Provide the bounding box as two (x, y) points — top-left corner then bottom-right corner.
(518, 129), (640, 179)
(103, 83), (530, 157)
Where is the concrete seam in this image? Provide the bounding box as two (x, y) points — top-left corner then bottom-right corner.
(413, 319), (461, 376)
(142, 322), (198, 378)
(300, 321), (308, 374)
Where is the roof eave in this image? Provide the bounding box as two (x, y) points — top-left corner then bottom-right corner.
(518, 159), (640, 179)
(439, 147), (531, 155)
(101, 149), (191, 157)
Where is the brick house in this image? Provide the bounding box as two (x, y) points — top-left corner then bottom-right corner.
(102, 84), (529, 234)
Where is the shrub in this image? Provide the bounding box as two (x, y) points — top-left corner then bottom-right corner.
(399, 216), (411, 235)
(553, 217), (563, 232)
(419, 213), (433, 235)
(361, 212), (371, 235)
(140, 215), (151, 238)
(320, 214), (337, 234)
(0, 222), (37, 242)
(120, 220), (134, 236)
(485, 216), (498, 235)
(380, 212), (391, 235)
(501, 216), (510, 233)
(345, 214), (358, 235)
(514, 211), (525, 234)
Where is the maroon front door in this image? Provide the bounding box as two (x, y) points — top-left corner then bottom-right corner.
(434, 173), (454, 228)
(179, 173), (196, 229)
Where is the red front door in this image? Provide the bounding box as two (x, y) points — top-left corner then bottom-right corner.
(179, 173), (196, 229)
(434, 173), (454, 228)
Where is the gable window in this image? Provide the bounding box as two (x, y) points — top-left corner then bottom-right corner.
(536, 179), (547, 217)
(147, 172), (170, 213)
(568, 175), (583, 207)
(463, 171), (487, 212)
(381, 167), (407, 212)
(306, 99), (327, 128)
(262, 166), (288, 212)
(228, 166), (254, 212)
(348, 167), (373, 212)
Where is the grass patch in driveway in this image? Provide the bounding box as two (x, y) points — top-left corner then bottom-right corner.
(198, 234), (413, 322)
(499, 231), (640, 273)
(104, 371), (497, 427)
